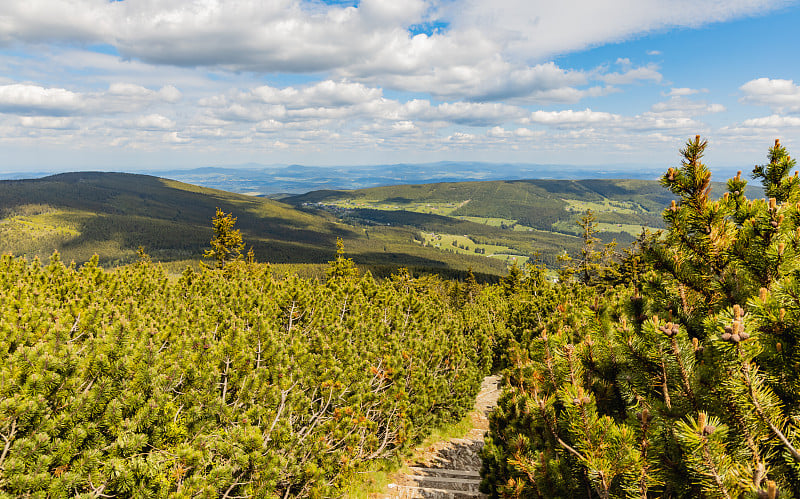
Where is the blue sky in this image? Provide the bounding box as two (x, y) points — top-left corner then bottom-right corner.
(0, 0), (799, 173)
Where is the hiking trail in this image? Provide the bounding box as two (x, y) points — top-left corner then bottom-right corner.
(377, 374), (502, 498)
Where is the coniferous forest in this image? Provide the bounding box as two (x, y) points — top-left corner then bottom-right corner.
(2, 137), (800, 498)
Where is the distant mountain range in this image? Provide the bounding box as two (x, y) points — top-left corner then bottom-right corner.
(150, 162), (678, 195)
(2, 162), (674, 195)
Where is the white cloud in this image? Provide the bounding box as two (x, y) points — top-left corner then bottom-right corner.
(252, 80), (383, 108)
(391, 120), (417, 132)
(0, 0), (786, 103)
(740, 115), (800, 128)
(647, 50), (662, 56)
(512, 128), (545, 138)
(106, 83), (184, 108)
(740, 78), (800, 113)
(0, 83), (83, 115)
(525, 109), (620, 126)
(624, 112), (702, 132)
(405, 100), (527, 126)
(663, 87), (706, 97)
(3, 0), (780, 67)
(158, 85), (183, 103)
(450, 0), (788, 61)
(599, 64), (662, 85)
(199, 81), (530, 127)
(18, 116), (76, 129)
(0, 1), (794, 169)
(447, 132), (477, 143)
(254, 119), (284, 132)
(650, 96), (725, 114)
(108, 83), (155, 98)
(132, 114), (176, 130)
(166, 131), (190, 144)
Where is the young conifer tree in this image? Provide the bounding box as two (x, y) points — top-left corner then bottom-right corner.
(482, 137), (800, 498)
(204, 207), (245, 269)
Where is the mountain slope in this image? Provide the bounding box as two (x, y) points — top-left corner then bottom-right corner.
(284, 178), (762, 267)
(0, 172), (506, 276)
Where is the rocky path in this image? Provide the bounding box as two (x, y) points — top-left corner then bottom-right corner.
(377, 375), (502, 498)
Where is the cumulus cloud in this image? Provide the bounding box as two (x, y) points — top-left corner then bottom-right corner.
(0, 83), (83, 115)
(350, 58), (597, 103)
(740, 78), (800, 113)
(0, 0), (787, 102)
(740, 115), (800, 128)
(0, 1), (794, 168)
(487, 127), (545, 139)
(403, 100), (527, 126)
(199, 80), (530, 127)
(524, 109), (620, 126)
(252, 80), (383, 108)
(132, 114), (176, 130)
(18, 116), (76, 129)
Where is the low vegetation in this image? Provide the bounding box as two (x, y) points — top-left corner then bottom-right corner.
(482, 137), (800, 498)
(0, 248), (504, 497)
(2, 137), (794, 498)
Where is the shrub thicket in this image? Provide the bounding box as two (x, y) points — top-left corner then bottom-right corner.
(0, 253), (492, 497)
(482, 137), (800, 498)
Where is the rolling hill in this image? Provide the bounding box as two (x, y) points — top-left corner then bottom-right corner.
(2, 173), (761, 276)
(0, 172), (506, 278)
(285, 178), (763, 268)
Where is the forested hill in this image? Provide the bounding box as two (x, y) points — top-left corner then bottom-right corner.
(2, 172), (764, 275)
(284, 178), (753, 238)
(0, 172), (505, 277)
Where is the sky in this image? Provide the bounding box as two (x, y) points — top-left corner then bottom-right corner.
(1, 0), (800, 173)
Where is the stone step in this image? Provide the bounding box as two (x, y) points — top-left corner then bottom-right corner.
(408, 467), (481, 477)
(405, 474), (481, 486)
(388, 484), (487, 498)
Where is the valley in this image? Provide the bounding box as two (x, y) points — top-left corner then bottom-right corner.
(0, 172), (762, 277)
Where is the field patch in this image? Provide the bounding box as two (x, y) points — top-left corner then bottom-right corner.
(562, 198), (644, 215)
(323, 198), (468, 216)
(418, 232), (529, 266)
(0, 206), (85, 256)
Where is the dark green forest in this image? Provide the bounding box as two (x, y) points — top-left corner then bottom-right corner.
(1, 137), (798, 498)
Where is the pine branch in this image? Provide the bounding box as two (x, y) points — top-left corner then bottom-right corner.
(739, 347), (800, 463)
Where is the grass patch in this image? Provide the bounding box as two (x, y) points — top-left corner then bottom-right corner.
(562, 198), (643, 215)
(418, 232), (529, 268)
(326, 199), (466, 216)
(455, 216), (517, 227)
(341, 459), (400, 499)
